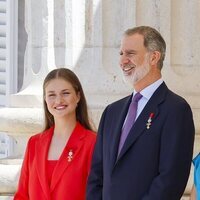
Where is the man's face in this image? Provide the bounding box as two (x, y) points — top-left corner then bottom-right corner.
(119, 33), (151, 86)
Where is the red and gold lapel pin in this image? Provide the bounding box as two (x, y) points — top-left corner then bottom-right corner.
(146, 113), (154, 129)
(67, 149), (73, 162)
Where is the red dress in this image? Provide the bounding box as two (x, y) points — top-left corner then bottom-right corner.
(47, 160), (57, 186)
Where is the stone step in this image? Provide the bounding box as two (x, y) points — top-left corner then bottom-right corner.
(0, 159), (22, 195)
(0, 196), (13, 200)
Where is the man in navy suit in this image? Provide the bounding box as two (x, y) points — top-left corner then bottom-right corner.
(87, 26), (195, 200)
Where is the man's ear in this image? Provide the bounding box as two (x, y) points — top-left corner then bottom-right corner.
(150, 51), (161, 66)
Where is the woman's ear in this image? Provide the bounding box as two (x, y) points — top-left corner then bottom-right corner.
(150, 51), (161, 66)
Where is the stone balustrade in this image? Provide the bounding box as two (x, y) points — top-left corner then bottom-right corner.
(1, 0), (200, 199)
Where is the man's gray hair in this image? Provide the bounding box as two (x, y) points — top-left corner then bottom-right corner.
(124, 26), (166, 70)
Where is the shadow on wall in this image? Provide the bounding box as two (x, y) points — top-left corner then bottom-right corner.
(18, 0), (27, 92)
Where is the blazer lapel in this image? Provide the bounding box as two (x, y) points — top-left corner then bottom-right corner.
(110, 96), (132, 171)
(50, 122), (84, 192)
(35, 127), (54, 199)
(116, 83), (168, 163)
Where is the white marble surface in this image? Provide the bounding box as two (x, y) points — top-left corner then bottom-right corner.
(0, 159), (22, 194)
(1, 0), (200, 198)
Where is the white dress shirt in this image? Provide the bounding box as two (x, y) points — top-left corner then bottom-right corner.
(133, 78), (163, 120)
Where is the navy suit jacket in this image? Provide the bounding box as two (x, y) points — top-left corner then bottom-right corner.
(87, 82), (195, 200)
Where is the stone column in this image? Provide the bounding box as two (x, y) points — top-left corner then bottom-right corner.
(10, 0), (56, 107)
(136, 0), (160, 29)
(0, 0), (199, 198)
(72, 0), (135, 110)
(163, 0), (200, 135)
(169, 0), (200, 95)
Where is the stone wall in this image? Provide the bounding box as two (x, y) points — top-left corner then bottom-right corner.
(1, 0), (200, 198)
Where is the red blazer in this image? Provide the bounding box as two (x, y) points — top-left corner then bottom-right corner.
(14, 122), (96, 200)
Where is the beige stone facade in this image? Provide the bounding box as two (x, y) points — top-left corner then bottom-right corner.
(0, 0), (200, 198)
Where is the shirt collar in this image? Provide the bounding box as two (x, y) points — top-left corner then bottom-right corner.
(133, 79), (163, 100)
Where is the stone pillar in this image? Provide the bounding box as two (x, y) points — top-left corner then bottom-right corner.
(72, 0), (135, 110)
(54, 0), (72, 67)
(169, 0), (200, 96)
(163, 0), (200, 135)
(0, 0), (199, 198)
(10, 0), (56, 107)
(136, 0), (160, 29)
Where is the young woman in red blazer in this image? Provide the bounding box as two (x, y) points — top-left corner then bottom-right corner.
(14, 68), (96, 200)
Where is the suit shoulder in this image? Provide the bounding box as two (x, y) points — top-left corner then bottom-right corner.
(107, 95), (130, 109)
(163, 90), (193, 114)
(167, 90), (190, 106)
(28, 128), (52, 144)
(28, 132), (42, 142)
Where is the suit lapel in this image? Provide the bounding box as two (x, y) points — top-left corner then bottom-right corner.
(50, 122), (85, 192)
(35, 127), (54, 199)
(110, 96), (132, 171)
(115, 83), (168, 164)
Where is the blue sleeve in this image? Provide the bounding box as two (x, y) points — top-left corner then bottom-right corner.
(193, 153), (200, 187)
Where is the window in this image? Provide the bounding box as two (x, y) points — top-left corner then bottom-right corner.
(0, 0), (18, 106)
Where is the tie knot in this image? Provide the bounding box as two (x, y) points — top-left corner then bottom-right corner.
(132, 92), (142, 103)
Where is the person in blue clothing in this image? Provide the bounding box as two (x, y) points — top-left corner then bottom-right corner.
(190, 153), (200, 200)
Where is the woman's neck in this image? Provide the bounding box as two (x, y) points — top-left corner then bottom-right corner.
(54, 116), (77, 138)
(47, 116), (77, 160)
